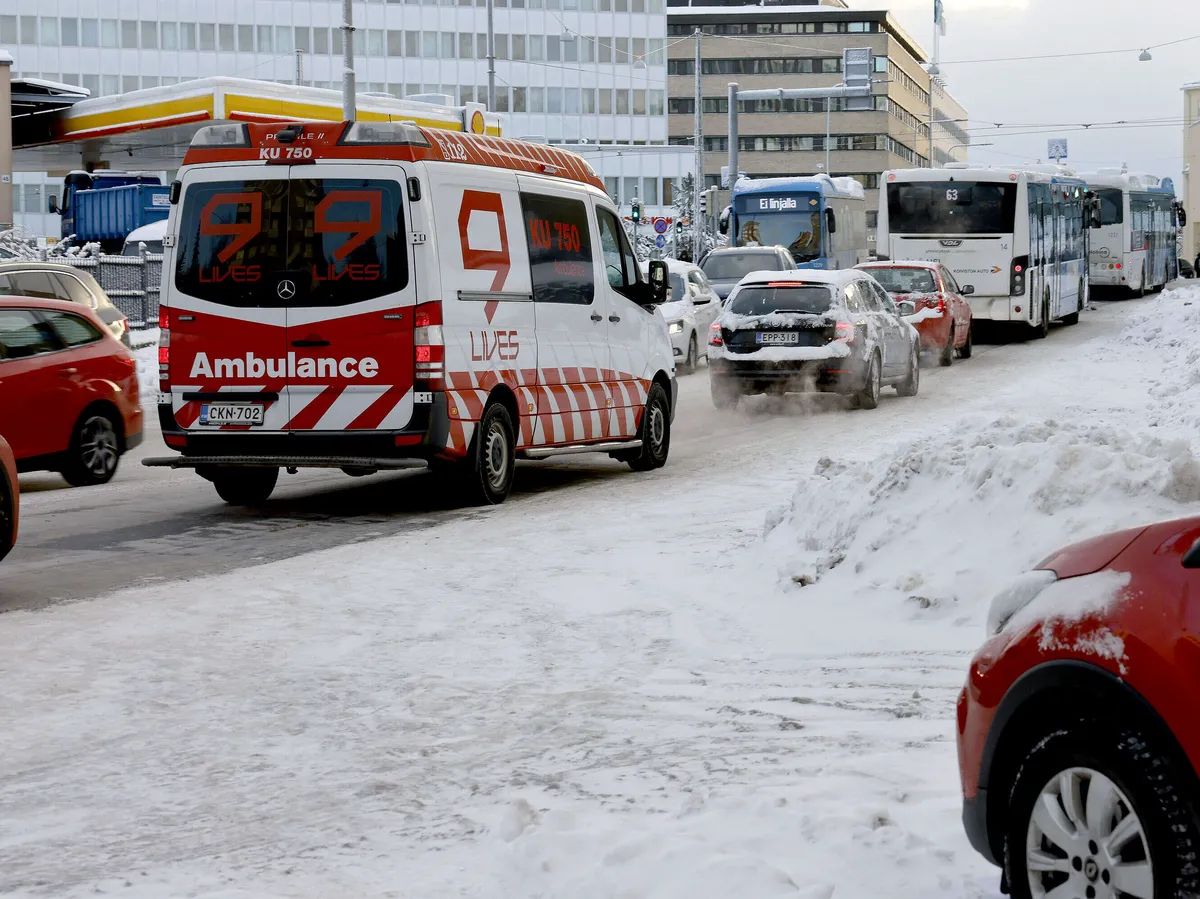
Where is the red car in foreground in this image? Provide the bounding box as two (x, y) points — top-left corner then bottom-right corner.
(857, 261), (974, 366)
(0, 434), (17, 561)
(958, 517), (1200, 899)
(0, 296), (142, 486)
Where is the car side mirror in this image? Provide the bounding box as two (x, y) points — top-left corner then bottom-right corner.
(1184, 537), (1200, 569)
(897, 300), (916, 316)
(647, 260), (669, 307)
(48, 195), (59, 214)
(961, 285), (975, 296)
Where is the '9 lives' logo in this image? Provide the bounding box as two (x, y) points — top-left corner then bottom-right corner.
(198, 192), (262, 283)
(458, 190), (511, 324)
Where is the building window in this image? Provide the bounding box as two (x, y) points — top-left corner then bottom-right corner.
(40, 16), (59, 45)
(101, 74), (120, 96)
(495, 87), (510, 111)
(495, 34), (509, 58)
(122, 75), (139, 93)
(422, 31), (438, 57)
(237, 24), (253, 51)
(218, 24), (234, 51)
(19, 16), (36, 44)
(80, 19), (98, 47)
(162, 22), (178, 50)
(121, 19), (138, 48)
(616, 89), (630, 114)
(649, 90), (664, 116)
(529, 87), (544, 112)
(199, 23), (216, 51)
(564, 88), (580, 114)
(0, 16), (15, 44)
(81, 74), (99, 96)
(547, 87), (563, 113)
(623, 177), (638, 203)
(180, 23), (196, 50)
(547, 35), (560, 61)
(642, 178), (658, 205)
(101, 19), (119, 47)
(615, 37), (629, 63)
(633, 89), (646, 115)
(512, 86), (526, 112)
(582, 88), (596, 114)
(296, 27), (311, 53)
(62, 18), (80, 46)
(440, 32), (454, 58)
(605, 177), (619, 201)
(599, 89), (613, 114)
(598, 37), (611, 64)
(512, 34), (525, 59)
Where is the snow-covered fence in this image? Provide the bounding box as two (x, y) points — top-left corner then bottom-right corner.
(57, 250), (164, 330)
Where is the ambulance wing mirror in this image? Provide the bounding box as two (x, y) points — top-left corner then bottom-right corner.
(648, 260), (669, 306)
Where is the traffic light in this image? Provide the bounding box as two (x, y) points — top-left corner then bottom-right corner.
(675, 218), (684, 232)
(699, 192), (707, 216)
(631, 199), (642, 224)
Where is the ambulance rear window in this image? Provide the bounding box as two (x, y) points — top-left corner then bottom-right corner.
(174, 176), (407, 307)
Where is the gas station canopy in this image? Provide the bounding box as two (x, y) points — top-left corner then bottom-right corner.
(13, 76), (502, 172)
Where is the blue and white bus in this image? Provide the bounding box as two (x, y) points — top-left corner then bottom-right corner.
(722, 175), (868, 270)
(1082, 170), (1184, 295)
(878, 164), (1090, 338)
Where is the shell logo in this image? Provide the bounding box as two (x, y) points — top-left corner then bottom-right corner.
(470, 110), (486, 135)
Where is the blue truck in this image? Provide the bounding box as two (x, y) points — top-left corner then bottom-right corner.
(49, 172), (171, 252)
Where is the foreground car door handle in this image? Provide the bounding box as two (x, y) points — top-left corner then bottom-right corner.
(291, 338), (331, 348)
(590, 312), (603, 322)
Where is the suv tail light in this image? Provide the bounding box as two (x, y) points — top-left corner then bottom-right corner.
(834, 321), (856, 343)
(158, 307), (170, 396)
(709, 321), (723, 347)
(1010, 256), (1029, 297)
(414, 301), (445, 388)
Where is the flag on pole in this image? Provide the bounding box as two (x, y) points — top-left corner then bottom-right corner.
(934, 0), (947, 36)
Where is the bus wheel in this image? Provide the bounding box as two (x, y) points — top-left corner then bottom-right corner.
(1134, 266), (1147, 298)
(1030, 292), (1051, 340)
(1060, 281), (1083, 326)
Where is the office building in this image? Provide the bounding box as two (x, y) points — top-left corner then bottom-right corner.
(1185, 80), (1200, 263)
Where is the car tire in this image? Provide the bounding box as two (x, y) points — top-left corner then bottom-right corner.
(711, 378), (740, 411)
(0, 466), (14, 563)
(212, 466), (279, 505)
(940, 327), (955, 367)
(60, 409), (122, 487)
(627, 382), (671, 472)
(852, 351), (882, 409)
(958, 324), (973, 359)
(1030, 292), (1051, 340)
(682, 333), (698, 375)
(464, 401), (516, 505)
(1004, 723), (1200, 899)
(896, 344), (920, 397)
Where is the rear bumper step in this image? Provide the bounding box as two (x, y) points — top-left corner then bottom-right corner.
(520, 440), (641, 459)
(142, 455), (428, 470)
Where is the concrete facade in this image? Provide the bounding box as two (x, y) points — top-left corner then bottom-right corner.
(1185, 81), (1200, 264)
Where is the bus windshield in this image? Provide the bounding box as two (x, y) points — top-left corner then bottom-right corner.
(886, 181), (1018, 235)
(1095, 189), (1123, 226)
(734, 193), (823, 261)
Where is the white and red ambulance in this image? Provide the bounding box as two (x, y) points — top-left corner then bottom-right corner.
(143, 120), (675, 504)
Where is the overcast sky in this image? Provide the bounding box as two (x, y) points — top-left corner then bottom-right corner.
(873, 0), (1199, 183)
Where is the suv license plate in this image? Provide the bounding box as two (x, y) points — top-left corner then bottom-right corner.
(200, 403), (265, 426)
(757, 332), (800, 346)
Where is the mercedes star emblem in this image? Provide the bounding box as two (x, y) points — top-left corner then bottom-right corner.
(276, 280), (297, 300)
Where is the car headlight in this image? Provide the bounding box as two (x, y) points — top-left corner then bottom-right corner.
(668, 322), (684, 334)
(985, 570), (1058, 636)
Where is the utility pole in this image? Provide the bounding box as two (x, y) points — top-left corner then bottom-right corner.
(341, 0), (356, 121)
(692, 28), (703, 262)
(487, 0), (496, 111)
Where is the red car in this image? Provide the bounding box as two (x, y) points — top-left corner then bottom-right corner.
(0, 434), (17, 561)
(857, 261), (974, 366)
(0, 296), (142, 486)
(958, 517), (1200, 899)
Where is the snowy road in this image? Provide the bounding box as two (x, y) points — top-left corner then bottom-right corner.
(5, 292), (1200, 899)
(1, 308), (1108, 614)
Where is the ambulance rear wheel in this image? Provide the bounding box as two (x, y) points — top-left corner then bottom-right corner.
(211, 466), (278, 506)
(465, 402), (516, 505)
(627, 382), (671, 472)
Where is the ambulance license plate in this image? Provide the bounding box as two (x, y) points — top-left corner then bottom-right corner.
(757, 332), (799, 345)
(200, 403), (265, 426)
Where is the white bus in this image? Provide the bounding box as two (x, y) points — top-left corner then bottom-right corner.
(1082, 170), (1184, 296)
(877, 164), (1090, 338)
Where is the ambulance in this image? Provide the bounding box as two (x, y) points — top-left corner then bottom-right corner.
(143, 120), (675, 505)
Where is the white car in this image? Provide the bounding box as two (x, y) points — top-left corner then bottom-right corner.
(644, 259), (723, 374)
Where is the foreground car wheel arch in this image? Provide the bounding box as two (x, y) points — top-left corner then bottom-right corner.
(976, 661), (1197, 868)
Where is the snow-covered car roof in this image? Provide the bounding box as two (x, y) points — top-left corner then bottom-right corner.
(857, 260), (939, 271)
(123, 220), (168, 244)
(733, 268), (869, 291)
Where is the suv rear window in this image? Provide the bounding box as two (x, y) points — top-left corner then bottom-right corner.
(701, 251), (784, 281)
(729, 285), (832, 316)
(174, 177), (407, 307)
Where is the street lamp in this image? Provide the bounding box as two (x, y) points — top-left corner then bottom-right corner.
(946, 141), (992, 160)
(1138, 49), (1153, 62)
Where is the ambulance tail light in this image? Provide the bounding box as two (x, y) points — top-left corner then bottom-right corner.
(414, 301), (445, 388)
(158, 307), (171, 396)
(189, 124), (250, 148)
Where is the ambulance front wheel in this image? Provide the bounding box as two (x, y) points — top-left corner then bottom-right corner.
(465, 402), (516, 505)
(209, 466), (279, 506)
(626, 382), (671, 472)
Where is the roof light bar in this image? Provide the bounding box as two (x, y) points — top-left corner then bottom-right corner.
(339, 121), (430, 147)
(190, 124), (250, 148)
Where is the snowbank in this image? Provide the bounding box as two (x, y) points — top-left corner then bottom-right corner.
(133, 335), (159, 405)
(758, 284), (1200, 645)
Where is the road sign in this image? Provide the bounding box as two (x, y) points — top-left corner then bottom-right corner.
(654, 218), (668, 234)
(843, 48), (874, 111)
(1048, 138), (1068, 162)
(655, 234), (666, 249)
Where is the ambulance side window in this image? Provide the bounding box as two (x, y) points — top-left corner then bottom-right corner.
(596, 207), (639, 296)
(520, 193), (595, 305)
